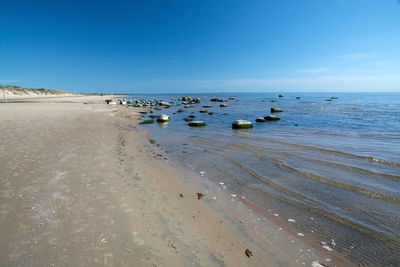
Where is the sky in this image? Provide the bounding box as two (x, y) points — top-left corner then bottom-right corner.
(0, 0), (399, 93)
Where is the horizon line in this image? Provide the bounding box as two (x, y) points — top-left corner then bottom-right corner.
(100, 90), (400, 95)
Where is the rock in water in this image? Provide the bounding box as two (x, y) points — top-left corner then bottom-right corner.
(199, 109), (208, 113)
(210, 97), (224, 102)
(265, 115), (280, 121)
(220, 103), (228, 107)
(159, 101), (170, 107)
(271, 107), (283, 113)
(256, 117), (267, 122)
(232, 120), (253, 129)
(188, 121), (206, 127)
(139, 119), (154, 124)
(157, 114), (170, 123)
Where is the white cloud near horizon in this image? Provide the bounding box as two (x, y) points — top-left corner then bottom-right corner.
(343, 69), (381, 74)
(143, 73), (400, 87)
(338, 53), (378, 61)
(368, 60), (393, 66)
(298, 68), (330, 75)
(0, 79), (20, 84)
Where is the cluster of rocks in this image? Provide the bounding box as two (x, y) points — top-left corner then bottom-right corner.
(232, 106), (283, 129)
(105, 99), (131, 105)
(105, 99), (116, 105)
(210, 97), (234, 102)
(114, 95), (287, 130)
(106, 98), (165, 107)
(178, 96), (201, 104)
(325, 96), (338, 101)
(260, 115), (281, 121)
(210, 97), (224, 102)
(111, 95), (238, 110)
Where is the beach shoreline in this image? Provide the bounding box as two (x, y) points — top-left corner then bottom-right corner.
(0, 95), (352, 266)
(0, 91), (126, 101)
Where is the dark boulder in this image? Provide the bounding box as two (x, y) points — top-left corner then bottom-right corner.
(265, 115), (280, 121)
(271, 107), (283, 113)
(232, 120), (253, 129)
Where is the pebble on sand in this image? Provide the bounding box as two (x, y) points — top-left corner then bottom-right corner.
(311, 261), (327, 267)
(245, 249), (253, 258)
(196, 193), (204, 200)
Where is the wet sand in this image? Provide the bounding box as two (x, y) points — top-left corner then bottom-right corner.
(0, 96), (352, 266)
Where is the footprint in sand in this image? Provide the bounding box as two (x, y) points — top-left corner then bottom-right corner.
(102, 253), (114, 265)
(132, 231), (144, 245)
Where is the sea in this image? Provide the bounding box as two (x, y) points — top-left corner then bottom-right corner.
(127, 92), (400, 266)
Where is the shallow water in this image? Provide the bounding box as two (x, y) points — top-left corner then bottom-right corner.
(130, 92), (400, 265)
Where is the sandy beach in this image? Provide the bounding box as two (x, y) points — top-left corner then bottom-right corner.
(0, 95), (352, 266)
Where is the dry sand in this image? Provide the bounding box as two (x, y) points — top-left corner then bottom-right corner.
(0, 96), (352, 266)
(0, 90), (79, 100)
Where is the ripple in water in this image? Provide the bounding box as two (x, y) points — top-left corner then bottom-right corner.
(132, 92), (400, 265)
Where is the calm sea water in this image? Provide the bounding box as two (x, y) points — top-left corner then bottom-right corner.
(129, 92), (400, 265)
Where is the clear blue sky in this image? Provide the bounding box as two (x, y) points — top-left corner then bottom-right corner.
(1, 0), (399, 93)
